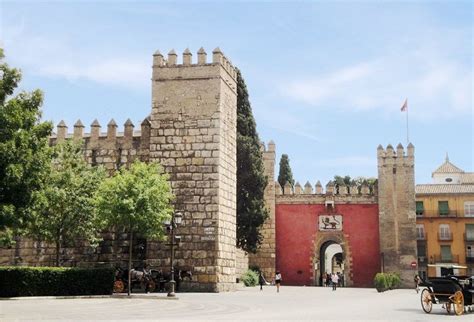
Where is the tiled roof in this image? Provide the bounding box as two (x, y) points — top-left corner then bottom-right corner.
(461, 173), (474, 184)
(416, 184), (474, 194)
(432, 157), (464, 175)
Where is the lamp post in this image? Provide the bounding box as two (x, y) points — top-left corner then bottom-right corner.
(165, 212), (182, 297)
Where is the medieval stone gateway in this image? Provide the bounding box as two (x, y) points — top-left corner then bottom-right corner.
(0, 48), (417, 290)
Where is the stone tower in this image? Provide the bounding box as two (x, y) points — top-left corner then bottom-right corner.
(149, 48), (238, 292)
(377, 143), (417, 287)
(249, 141), (276, 280)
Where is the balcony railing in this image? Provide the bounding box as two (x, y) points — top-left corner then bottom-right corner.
(438, 232), (453, 241)
(416, 210), (461, 218)
(417, 232), (427, 240)
(433, 254), (459, 263)
(464, 233), (474, 242)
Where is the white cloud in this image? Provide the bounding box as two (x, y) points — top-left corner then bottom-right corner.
(2, 22), (149, 91)
(37, 59), (149, 90)
(282, 32), (472, 120)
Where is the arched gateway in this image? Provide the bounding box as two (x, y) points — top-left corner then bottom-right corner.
(250, 143), (417, 288)
(313, 235), (351, 287)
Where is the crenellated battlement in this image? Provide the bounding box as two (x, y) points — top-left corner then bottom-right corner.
(275, 180), (376, 197)
(51, 118), (149, 141)
(260, 140), (276, 153)
(377, 143), (414, 166)
(50, 117), (152, 171)
(152, 47), (237, 82)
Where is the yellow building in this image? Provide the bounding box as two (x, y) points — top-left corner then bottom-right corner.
(416, 155), (474, 278)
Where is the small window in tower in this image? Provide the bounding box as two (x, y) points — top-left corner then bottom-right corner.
(392, 167), (396, 174)
(445, 178), (453, 183)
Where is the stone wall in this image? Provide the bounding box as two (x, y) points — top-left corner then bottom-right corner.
(235, 248), (249, 280)
(51, 118), (151, 172)
(377, 143), (417, 287)
(146, 48), (237, 292)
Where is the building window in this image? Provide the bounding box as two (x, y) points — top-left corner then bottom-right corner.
(438, 201), (449, 216)
(440, 245), (452, 262)
(416, 224), (425, 240)
(416, 201), (424, 216)
(417, 243), (426, 257)
(465, 202), (474, 217)
(439, 224), (451, 241)
(467, 246), (474, 263)
(445, 178), (452, 183)
(466, 224), (474, 241)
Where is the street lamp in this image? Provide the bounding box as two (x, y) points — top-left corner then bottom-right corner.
(166, 212), (182, 297)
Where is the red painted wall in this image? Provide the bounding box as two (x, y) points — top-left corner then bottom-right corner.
(276, 203), (380, 287)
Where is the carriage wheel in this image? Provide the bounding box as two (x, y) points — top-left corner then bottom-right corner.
(421, 289), (433, 313)
(113, 280), (125, 293)
(445, 302), (452, 314)
(452, 291), (464, 316)
(147, 280), (156, 293)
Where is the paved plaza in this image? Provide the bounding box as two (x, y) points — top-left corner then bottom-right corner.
(2, 286), (474, 321)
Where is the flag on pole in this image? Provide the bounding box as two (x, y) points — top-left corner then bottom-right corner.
(400, 98), (408, 112)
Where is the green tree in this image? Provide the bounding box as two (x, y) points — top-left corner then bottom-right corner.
(333, 175), (353, 193)
(236, 68), (269, 253)
(278, 154), (295, 192)
(0, 48), (53, 245)
(95, 161), (174, 295)
(333, 175), (378, 193)
(28, 141), (106, 266)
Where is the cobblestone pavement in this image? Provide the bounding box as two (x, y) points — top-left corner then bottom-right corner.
(1, 286), (474, 321)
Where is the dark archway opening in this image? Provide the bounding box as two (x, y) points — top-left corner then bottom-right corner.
(318, 240), (344, 286)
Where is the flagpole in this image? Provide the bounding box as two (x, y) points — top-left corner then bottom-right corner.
(406, 102), (409, 145)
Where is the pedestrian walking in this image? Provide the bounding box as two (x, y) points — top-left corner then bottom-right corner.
(275, 271), (282, 293)
(259, 272), (267, 291)
(331, 272), (339, 291)
(414, 274), (421, 294)
(325, 272), (331, 287)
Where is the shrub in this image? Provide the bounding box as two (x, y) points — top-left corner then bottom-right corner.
(0, 266), (115, 297)
(386, 272), (401, 289)
(374, 273), (388, 290)
(241, 269), (259, 287)
(374, 272), (401, 292)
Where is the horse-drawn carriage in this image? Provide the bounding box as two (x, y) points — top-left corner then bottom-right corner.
(113, 266), (192, 293)
(420, 264), (474, 316)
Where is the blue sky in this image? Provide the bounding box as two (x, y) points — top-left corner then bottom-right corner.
(1, 0), (472, 186)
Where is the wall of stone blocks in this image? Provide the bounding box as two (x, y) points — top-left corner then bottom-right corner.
(146, 48), (238, 292)
(0, 232), (149, 269)
(377, 143), (417, 287)
(235, 248), (249, 280)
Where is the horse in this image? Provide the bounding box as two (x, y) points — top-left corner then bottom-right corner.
(153, 269), (193, 292)
(113, 267), (155, 293)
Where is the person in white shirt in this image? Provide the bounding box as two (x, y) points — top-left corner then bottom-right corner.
(331, 273), (339, 291)
(275, 271), (282, 293)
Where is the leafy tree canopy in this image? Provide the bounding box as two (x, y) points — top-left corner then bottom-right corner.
(0, 48), (53, 245)
(28, 140), (106, 266)
(332, 175), (378, 193)
(277, 154), (295, 191)
(95, 161), (174, 239)
(236, 68), (268, 253)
